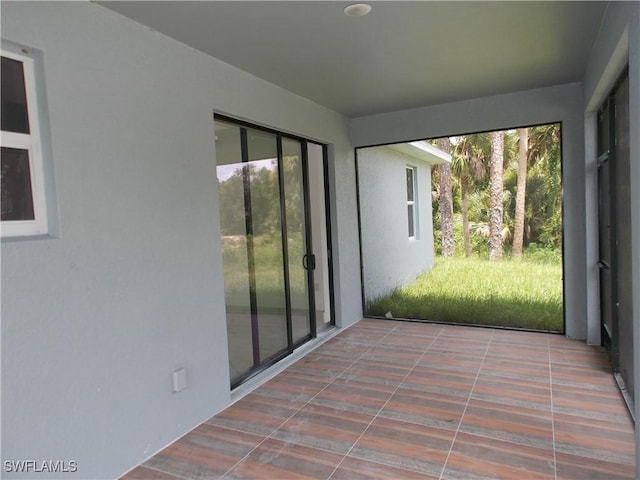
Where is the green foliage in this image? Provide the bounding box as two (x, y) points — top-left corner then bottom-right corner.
(432, 124), (562, 256)
(217, 153), (309, 315)
(366, 256), (563, 331)
(523, 243), (563, 264)
(218, 156), (305, 237)
(221, 233), (307, 313)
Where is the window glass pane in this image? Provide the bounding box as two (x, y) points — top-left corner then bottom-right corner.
(1, 56), (30, 134)
(406, 167), (414, 201)
(1, 147), (35, 221)
(407, 204), (414, 237)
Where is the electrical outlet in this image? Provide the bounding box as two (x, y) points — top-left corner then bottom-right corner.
(172, 368), (187, 393)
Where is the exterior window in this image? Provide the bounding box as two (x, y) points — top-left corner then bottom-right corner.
(1, 48), (48, 237)
(406, 166), (417, 239)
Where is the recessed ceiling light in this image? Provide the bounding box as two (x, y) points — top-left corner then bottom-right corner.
(344, 3), (372, 17)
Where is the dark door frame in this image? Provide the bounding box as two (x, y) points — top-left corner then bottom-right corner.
(596, 67), (634, 416)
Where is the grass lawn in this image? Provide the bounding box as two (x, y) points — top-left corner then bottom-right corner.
(222, 234), (307, 313)
(366, 257), (563, 332)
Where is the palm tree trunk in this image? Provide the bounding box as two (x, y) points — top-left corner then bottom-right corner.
(461, 173), (472, 257)
(488, 131), (504, 261)
(437, 138), (455, 257)
(513, 128), (528, 258)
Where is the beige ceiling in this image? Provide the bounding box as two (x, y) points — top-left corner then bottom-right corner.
(99, 1), (608, 117)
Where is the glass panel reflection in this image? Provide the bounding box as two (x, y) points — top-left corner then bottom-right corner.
(282, 138), (311, 343)
(1, 147), (35, 221)
(406, 167), (414, 201)
(246, 128), (288, 361)
(1, 56), (30, 134)
(215, 121), (253, 382)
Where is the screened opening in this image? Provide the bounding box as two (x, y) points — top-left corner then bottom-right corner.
(357, 123), (564, 333)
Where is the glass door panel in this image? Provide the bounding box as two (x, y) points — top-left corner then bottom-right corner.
(282, 138), (312, 344)
(597, 102), (614, 345)
(215, 121), (254, 380)
(613, 74), (633, 403)
(597, 70), (633, 412)
(245, 128), (289, 361)
(598, 155), (613, 343)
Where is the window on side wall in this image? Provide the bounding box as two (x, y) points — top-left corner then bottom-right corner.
(406, 165), (418, 239)
(1, 47), (48, 237)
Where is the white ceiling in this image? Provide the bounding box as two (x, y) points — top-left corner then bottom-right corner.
(99, 1), (608, 117)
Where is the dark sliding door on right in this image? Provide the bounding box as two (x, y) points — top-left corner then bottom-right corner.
(597, 68), (633, 412)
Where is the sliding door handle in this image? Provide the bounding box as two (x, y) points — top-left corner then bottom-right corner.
(302, 254), (316, 271)
(598, 260), (610, 270)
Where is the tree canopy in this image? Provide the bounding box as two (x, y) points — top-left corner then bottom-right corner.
(432, 124), (562, 259)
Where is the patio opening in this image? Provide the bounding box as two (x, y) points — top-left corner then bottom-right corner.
(356, 123), (564, 333)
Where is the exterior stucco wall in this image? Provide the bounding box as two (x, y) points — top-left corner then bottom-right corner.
(0, 2), (359, 479)
(357, 146), (436, 303)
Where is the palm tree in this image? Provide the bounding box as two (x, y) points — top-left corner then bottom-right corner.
(526, 124), (562, 249)
(451, 134), (487, 257)
(512, 128), (529, 258)
(436, 137), (455, 257)
(488, 130), (504, 260)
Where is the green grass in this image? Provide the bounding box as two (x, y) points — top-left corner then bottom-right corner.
(221, 234), (307, 313)
(366, 257), (563, 331)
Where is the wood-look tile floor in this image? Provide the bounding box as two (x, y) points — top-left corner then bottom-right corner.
(122, 319), (635, 479)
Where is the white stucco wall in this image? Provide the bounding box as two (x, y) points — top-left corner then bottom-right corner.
(357, 146), (436, 302)
(350, 83), (587, 340)
(0, 2), (360, 479)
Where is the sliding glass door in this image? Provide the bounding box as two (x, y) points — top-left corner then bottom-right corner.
(215, 117), (319, 388)
(281, 138), (314, 345)
(598, 69), (633, 410)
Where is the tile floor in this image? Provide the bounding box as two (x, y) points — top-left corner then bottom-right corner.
(122, 319), (635, 479)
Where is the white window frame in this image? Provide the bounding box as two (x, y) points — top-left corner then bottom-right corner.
(406, 165), (418, 240)
(1, 47), (48, 237)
